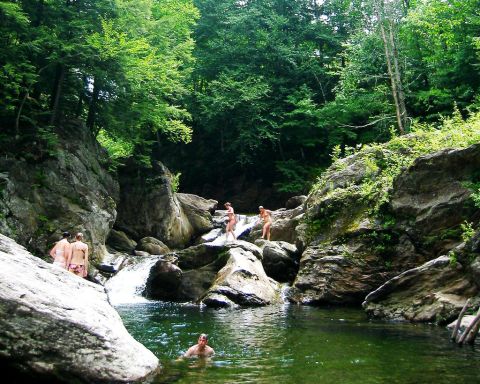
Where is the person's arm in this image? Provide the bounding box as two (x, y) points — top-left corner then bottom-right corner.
(183, 346), (194, 357)
(84, 245), (89, 275)
(49, 243), (57, 259)
(66, 243), (74, 267)
(63, 243), (71, 268)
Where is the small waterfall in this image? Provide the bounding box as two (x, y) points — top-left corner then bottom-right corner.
(206, 213), (259, 245)
(105, 255), (162, 305)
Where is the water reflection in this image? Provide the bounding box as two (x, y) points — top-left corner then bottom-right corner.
(116, 303), (480, 384)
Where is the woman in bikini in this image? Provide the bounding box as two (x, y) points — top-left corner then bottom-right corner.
(224, 202), (237, 241)
(258, 206), (272, 241)
(66, 232), (89, 278)
(49, 231), (71, 269)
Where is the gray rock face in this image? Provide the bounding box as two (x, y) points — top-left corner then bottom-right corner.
(290, 143), (480, 307)
(136, 236), (170, 255)
(247, 206), (304, 245)
(106, 229), (137, 253)
(201, 246), (281, 308)
(143, 240), (279, 306)
(255, 240), (300, 282)
(285, 195), (307, 210)
(115, 160), (216, 248)
(0, 234), (158, 383)
(288, 244), (389, 305)
(0, 120), (119, 262)
(363, 256), (479, 324)
(390, 144), (480, 256)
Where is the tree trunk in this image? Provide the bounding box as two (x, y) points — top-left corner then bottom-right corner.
(388, 20), (408, 131)
(49, 63), (66, 126)
(376, 1), (405, 135)
(86, 77), (100, 132)
(15, 91), (29, 138)
(451, 299), (470, 341)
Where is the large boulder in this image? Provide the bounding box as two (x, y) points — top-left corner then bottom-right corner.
(0, 234), (158, 383)
(247, 205), (304, 245)
(390, 144), (480, 256)
(363, 256), (479, 324)
(255, 240), (300, 282)
(0, 120), (119, 262)
(106, 229), (137, 253)
(201, 244), (281, 308)
(115, 160), (216, 248)
(287, 242), (390, 305)
(136, 237), (170, 255)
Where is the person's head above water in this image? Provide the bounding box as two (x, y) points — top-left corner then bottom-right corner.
(62, 231), (70, 239)
(198, 333), (208, 344)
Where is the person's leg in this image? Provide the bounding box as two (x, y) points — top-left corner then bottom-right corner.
(265, 222), (271, 241)
(261, 223), (266, 239)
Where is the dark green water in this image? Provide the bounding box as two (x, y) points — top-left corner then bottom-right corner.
(116, 302), (480, 384)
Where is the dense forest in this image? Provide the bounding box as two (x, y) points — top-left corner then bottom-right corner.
(1, 0), (479, 206)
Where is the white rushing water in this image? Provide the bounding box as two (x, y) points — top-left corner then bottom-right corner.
(207, 213), (260, 245)
(105, 255), (162, 305)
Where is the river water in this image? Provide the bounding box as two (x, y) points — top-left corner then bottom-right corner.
(116, 302), (480, 384)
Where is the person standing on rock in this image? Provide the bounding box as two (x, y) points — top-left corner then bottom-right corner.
(225, 202), (237, 241)
(183, 334), (215, 358)
(49, 231), (71, 269)
(259, 206), (272, 241)
(66, 232), (89, 278)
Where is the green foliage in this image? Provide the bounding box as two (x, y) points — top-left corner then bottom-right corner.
(448, 251), (458, 267)
(312, 111), (480, 231)
(460, 221), (475, 243)
(171, 172), (181, 193)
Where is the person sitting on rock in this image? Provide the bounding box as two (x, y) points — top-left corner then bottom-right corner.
(183, 333), (215, 358)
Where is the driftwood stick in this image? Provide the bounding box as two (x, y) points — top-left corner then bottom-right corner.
(457, 307), (480, 345)
(451, 299), (471, 341)
(465, 313), (480, 345)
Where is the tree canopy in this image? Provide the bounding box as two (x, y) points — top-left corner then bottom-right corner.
(1, 0), (479, 201)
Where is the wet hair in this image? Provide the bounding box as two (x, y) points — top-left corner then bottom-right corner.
(75, 232), (84, 240)
(258, 206), (264, 210)
(62, 231), (70, 238)
(199, 333), (208, 340)
(225, 202), (231, 207)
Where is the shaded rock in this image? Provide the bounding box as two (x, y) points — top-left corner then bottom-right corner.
(137, 237), (170, 255)
(0, 233), (158, 383)
(0, 120), (119, 262)
(106, 229), (137, 253)
(390, 144), (480, 257)
(144, 260), (183, 300)
(255, 240), (300, 282)
(201, 247), (281, 307)
(363, 256), (479, 324)
(285, 195), (307, 210)
(287, 243), (390, 305)
(115, 160), (216, 248)
(177, 193), (217, 241)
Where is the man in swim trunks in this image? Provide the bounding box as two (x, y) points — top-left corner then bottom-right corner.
(258, 206), (272, 241)
(183, 334), (215, 358)
(224, 202), (236, 241)
(49, 231), (71, 269)
(66, 232), (89, 278)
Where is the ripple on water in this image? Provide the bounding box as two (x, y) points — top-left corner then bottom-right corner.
(116, 303), (480, 384)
